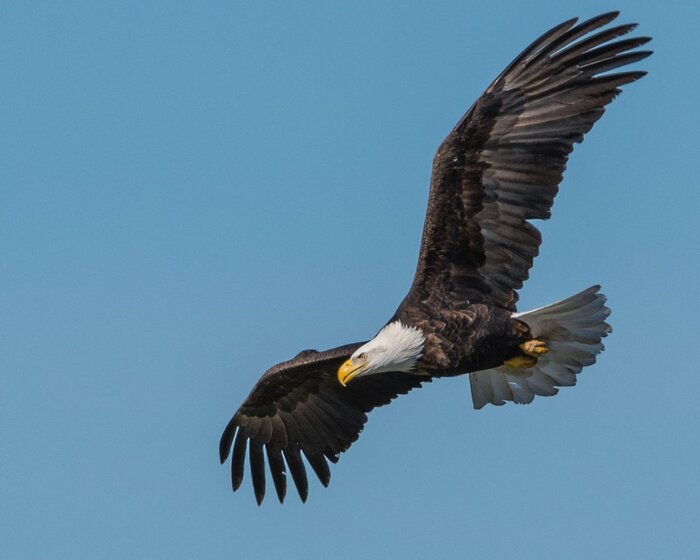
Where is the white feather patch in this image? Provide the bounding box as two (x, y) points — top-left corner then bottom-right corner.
(353, 321), (425, 374)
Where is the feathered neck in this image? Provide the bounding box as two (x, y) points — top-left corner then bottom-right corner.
(352, 321), (425, 374)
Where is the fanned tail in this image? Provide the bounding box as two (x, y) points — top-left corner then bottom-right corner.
(469, 285), (611, 409)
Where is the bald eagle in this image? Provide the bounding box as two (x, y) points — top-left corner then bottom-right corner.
(220, 12), (651, 504)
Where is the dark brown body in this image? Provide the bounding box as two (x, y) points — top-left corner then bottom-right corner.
(394, 303), (530, 377)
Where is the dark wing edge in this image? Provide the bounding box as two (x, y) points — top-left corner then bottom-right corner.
(219, 344), (429, 504)
(404, 12), (651, 313)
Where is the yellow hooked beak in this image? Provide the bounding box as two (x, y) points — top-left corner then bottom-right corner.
(337, 359), (366, 387)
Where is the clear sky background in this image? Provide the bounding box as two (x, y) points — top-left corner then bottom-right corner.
(2, 1), (699, 559)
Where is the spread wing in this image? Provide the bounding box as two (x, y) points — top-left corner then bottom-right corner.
(219, 344), (429, 504)
(403, 12), (651, 313)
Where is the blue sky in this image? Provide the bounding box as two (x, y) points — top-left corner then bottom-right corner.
(2, 1), (699, 558)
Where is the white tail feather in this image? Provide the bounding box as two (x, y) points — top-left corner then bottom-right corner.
(469, 285), (611, 409)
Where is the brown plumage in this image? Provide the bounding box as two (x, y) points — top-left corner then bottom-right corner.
(219, 345), (427, 504)
(220, 12), (649, 504)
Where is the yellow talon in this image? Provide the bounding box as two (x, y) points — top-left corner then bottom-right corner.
(504, 339), (548, 369)
(520, 339), (548, 357)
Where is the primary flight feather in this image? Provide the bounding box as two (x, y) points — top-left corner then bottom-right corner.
(220, 12), (651, 504)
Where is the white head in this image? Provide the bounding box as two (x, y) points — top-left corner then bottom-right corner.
(337, 321), (425, 386)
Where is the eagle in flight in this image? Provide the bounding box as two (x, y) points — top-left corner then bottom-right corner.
(220, 12), (651, 504)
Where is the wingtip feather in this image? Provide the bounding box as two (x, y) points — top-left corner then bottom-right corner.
(219, 420), (236, 463)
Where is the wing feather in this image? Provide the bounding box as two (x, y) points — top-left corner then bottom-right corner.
(231, 427), (247, 492)
(265, 445), (287, 503)
(249, 439), (266, 505)
(282, 444), (308, 503)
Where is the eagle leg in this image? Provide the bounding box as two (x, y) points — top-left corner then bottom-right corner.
(503, 340), (548, 369)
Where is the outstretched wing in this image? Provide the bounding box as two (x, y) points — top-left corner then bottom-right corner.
(403, 12), (651, 313)
(219, 344), (428, 504)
